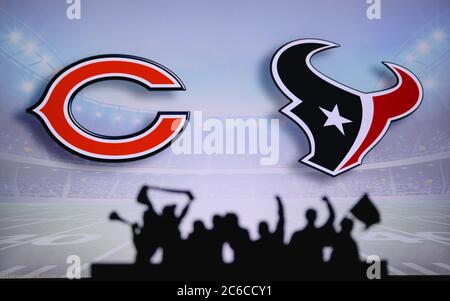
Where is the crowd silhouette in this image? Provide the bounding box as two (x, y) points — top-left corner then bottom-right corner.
(101, 185), (384, 280)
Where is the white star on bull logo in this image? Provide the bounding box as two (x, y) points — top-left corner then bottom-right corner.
(319, 104), (352, 135)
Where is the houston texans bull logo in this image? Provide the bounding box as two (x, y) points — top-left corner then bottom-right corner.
(271, 39), (423, 176)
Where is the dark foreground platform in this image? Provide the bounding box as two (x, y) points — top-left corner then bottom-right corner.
(91, 261), (389, 281)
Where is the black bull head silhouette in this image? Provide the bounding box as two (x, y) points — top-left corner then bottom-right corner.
(271, 39), (423, 176)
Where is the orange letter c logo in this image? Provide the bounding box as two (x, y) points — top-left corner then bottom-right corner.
(28, 55), (189, 161)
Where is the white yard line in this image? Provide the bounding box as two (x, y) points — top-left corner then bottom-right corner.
(0, 207), (44, 216)
(384, 213), (450, 227)
(387, 266), (407, 275)
(0, 210), (104, 231)
(0, 266), (26, 277)
(360, 251), (407, 276)
(0, 220), (106, 251)
(402, 263), (439, 275)
(20, 265), (56, 278)
(0, 208), (76, 221)
(379, 225), (450, 246)
(80, 241), (131, 272)
(432, 262), (450, 272)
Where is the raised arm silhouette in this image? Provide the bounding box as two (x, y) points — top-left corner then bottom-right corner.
(288, 196), (336, 275)
(159, 196), (194, 265)
(100, 189), (386, 280)
(134, 186), (160, 264)
(252, 196), (286, 278)
(177, 198), (192, 224)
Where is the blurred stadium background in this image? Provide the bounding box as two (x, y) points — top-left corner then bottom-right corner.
(0, 4), (449, 278)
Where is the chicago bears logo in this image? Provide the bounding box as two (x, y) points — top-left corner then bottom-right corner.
(271, 39), (423, 176)
(28, 55), (189, 161)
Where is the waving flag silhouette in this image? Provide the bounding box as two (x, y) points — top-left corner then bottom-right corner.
(350, 194), (380, 229)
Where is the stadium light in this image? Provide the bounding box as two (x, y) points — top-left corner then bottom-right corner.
(404, 53), (415, 63)
(21, 81), (34, 93)
(74, 105), (83, 112)
(95, 112), (102, 118)
(431, 30), (445, 42)
(114, 115), (122, 121)
(417, 40), (430, 54)
(41, 55), (51, 65)
(25, 42), (36, 55)
(9, 31), (21, 44)
(424, 78), (436, 90)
